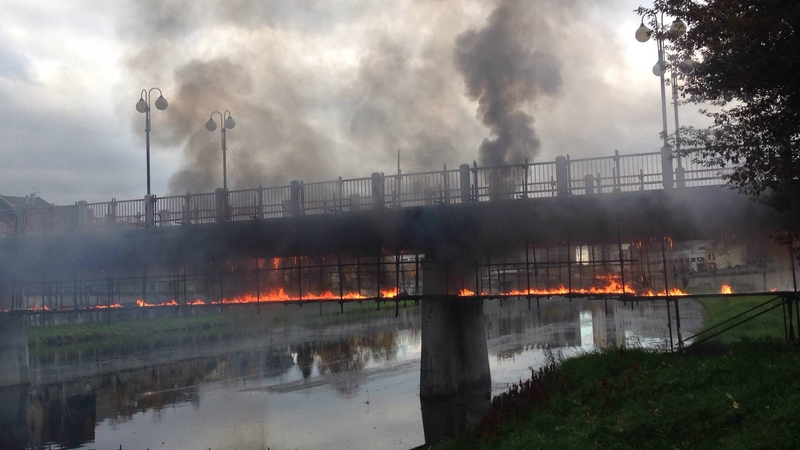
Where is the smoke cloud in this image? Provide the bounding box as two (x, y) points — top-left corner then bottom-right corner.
(111, 0), (623, 197)
(454, 0), (562, 167)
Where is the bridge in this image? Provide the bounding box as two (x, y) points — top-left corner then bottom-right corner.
(1, 148), (796, 424)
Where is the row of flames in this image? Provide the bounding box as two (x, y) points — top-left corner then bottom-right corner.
(12, 280), (740, 312)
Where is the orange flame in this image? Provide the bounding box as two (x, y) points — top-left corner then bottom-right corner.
(720, 284), (733, 294)
(456, 275), (688, 297)
(93, 303), (123, 309)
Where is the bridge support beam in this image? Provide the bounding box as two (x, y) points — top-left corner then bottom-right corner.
(420, 257), (491, 441)
(0, 317), (29, 388)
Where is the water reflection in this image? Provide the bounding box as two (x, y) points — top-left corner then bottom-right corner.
(13, 298), (700, 450)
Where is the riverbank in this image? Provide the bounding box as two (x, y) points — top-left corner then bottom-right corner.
(433, 295), (798, 449)
(27, 299), (417, 348)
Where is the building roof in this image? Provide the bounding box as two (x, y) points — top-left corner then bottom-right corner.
(0, 194), (51, 211)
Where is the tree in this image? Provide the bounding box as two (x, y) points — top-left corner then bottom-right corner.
(638, 1), (800, 222)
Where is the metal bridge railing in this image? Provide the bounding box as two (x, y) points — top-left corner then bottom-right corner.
(1, 149), (732, 236)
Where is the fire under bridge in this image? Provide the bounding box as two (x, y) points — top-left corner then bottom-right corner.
(1, 149), (797, 405)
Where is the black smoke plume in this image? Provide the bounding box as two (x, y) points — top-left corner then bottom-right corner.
(455, 0), (562, 167)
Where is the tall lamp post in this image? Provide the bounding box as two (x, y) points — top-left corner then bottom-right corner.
(135, 88), (169, 196)
(636, 15), (685, 189)
(205, 111), (236, 191)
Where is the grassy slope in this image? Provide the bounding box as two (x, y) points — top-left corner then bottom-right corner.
(436, 295), (799, 449)
(695, 295), (788, 343)
(438, 342), (800, 450)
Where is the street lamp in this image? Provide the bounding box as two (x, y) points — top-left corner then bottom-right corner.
(636, 15), (685, 188)
(205, 110), (236, 191)
(135, 88), (169, 196)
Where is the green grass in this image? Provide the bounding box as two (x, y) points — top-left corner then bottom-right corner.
(27, 299), (419, 348)
(436, 341), (800, 450)
(695, 295), (789, 344)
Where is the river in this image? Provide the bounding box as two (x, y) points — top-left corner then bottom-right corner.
(0, 297), (702, 450)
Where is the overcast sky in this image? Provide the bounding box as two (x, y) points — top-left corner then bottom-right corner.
(0, 0), (711, 205)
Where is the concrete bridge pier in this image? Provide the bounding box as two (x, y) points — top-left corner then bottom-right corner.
(0, 384), (29, 448)
(420, 257), (491, 441)
(0, 317), (29, 388)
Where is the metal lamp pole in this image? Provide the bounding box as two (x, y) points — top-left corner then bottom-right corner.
(135, 88), (169, 196)
(636, 15), (686, 189)
(206, 111), (236, 191)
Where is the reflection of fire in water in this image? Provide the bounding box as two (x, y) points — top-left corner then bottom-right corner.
(720, 284), (733, 294)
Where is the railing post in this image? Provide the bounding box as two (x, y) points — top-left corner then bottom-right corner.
(459, 164), (470, 203)
(107, 198), (117, 226)
(661, 145), (674, 189)
(371, 172), (385, 209)
(675, 164), (686, 188)
(555, 156), (569, 196)
(257, 185), (264, 219)
(183, 192), (191, 224)
(472, 161), (479, 202)
(159, 208), (170, 226)
(584, 174), (595, 195)
(349, 193), (361, 212)
(424, 187), (435, 205)
(144, 194), (155, 227)
(290, 181), (302, 216)
(214, 188), (226, 223)
(522, 158), (529, 199)
(299, 181), (305, 214)
(613, 150), (621, 193)
(442, 164), (450, 204)
(76, 200), (87, 231)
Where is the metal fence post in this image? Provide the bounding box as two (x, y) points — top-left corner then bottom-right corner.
(459, 164), (470, 203)
(555, 156), (569, 196)
(661, 145), (674, 189)
(371, 172), (385, 209)
(613, 150), (622, 192)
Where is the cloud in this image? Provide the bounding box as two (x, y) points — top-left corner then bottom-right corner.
(0, 42), (31, 81)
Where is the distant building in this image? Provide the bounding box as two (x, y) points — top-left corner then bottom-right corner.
(673, 240), (712, 272)
(0, 193), (50, 211)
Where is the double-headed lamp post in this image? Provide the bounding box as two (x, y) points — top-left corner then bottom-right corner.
(205, 111), (236, 191)
(135, 88), (169, 196)
(636, 15), (686, 188)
